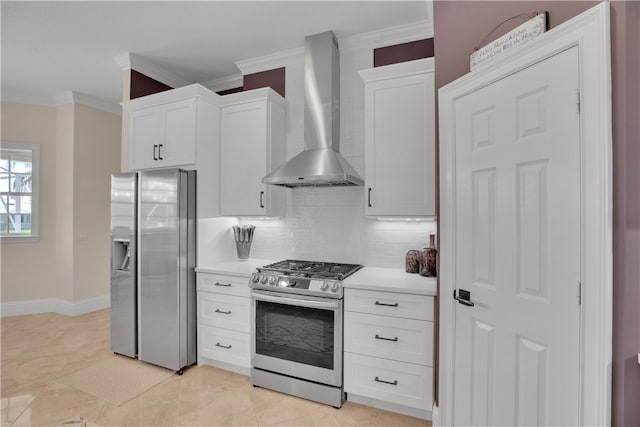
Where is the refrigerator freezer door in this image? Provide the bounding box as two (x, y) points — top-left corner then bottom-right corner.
(110, 172), (137, 358)
(138, 169), (196, 371)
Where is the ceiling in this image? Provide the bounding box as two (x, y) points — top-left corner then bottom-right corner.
(1, 1), (431, 110)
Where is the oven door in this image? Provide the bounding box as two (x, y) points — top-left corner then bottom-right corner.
(251, 290), (343, 387)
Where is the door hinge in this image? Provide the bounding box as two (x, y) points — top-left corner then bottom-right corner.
(578, 281), (582, 305)
(575, 89), (581, 114)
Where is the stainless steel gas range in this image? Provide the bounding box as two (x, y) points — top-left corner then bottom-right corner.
(249, 260), (362, 408)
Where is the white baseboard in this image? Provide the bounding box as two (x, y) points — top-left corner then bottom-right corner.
(346, 393), (432, 420)
(432, 402), (439, 426)
(1, 294), (110, 317)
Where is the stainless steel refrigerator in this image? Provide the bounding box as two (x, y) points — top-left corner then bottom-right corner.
(110, 168), (197, 373)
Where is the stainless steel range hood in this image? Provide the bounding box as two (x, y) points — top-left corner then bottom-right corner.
(262, 31), (364, 188)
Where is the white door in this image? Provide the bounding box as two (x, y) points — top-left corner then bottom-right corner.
(453, 46), (581, 426)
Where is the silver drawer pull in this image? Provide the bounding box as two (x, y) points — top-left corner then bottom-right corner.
(215, 342), (232, 349)
(215, 309), (231, 315)
(375, 334), (398, 342)
(375, 376), (398, 386)
(214, 282), (231, 287)
(375, 301), (399, 307)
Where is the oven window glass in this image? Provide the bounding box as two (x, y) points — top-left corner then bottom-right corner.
(255, 300), (334, 369)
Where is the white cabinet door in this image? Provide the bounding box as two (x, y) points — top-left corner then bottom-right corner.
(161, 98), (197, 167)
(130, 106), (163, 170)
(221, 102), (268, 216)
(360, 59), (435, 217)
(129, 98), (197, 170)
(220, 89), (285, 217)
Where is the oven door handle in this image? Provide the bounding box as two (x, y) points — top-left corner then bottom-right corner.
(251, 291), (341, 310)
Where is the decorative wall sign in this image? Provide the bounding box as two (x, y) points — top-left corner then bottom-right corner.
(470, 13), (547, 71)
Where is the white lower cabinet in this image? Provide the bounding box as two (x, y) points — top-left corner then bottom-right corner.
(344, 311), (433, 366)
(344, 353), (433, 410)
(196, 272), (251, 372)
(199, 324), (250, 367)
(344, 288), (434, 418)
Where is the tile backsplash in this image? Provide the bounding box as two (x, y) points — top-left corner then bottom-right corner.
(241, 186), (436, 268)
(198, 187), (436, 269)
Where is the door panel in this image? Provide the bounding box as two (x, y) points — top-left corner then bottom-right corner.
(453, 46), (581, 426)
(138, 169), (181, 370)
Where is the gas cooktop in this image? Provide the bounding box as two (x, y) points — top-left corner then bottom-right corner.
(249, 259), (363, 299)
(259, 259), (362, 280)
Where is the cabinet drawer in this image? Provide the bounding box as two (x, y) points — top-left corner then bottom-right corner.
(197, 273), (250, 297)
(345, 288), (433, 321)
(344, 353), (432, 410)
(197, 292), (250, 333)
(344, 312), (433, 366)
(199, 325), (250, 368)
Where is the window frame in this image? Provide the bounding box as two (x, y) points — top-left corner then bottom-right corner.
(1, 142), (40, 242)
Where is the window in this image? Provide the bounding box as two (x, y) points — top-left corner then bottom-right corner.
(1, 142), (40, 241)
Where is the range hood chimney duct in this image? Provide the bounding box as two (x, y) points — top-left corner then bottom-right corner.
(262, 31), (364, 188)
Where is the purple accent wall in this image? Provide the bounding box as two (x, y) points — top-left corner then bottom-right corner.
(373, 39), (435, 67)
(217, 87), (243, 96)
(433, 2), (640, 425)
(243, 67), (286, 97)
(611, 2), (640, 425)
(129, 70), (172, 100)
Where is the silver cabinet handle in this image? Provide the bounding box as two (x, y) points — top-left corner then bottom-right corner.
(259, 191), (265, 208)
(375, 301), (398, 307)
(158, 144), (163, 160)
(375, 376), (398, 386)
(375, 334), (398, 342)
(215, 309), (231, 315)
(368, 188), (372, 207)
(214, 282), (231, 287)
(215, 342), (232, 349)
(153, 144), (158, 160)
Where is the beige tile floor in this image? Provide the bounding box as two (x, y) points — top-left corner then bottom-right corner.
(1, 309), (432, 427)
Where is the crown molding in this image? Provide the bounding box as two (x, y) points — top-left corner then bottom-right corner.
(201, 74), (243, 92)
(114, 52), (191, 89)
(68, 92), (122, 116)
(340, 20), (433, 52)
(232, 20), (432, 76)
(2, 91), (120, 115)
(236, 47), (304, 76)
(1, 92), (58, 107)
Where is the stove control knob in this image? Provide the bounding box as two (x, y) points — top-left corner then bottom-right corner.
(330, 282), (341, 292)
(251, 274), (260, 284)
(260, 275), (269, 285)
(320, 281), (330, 291)
(268, 276), (277, 285)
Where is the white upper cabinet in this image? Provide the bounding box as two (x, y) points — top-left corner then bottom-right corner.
(359, 58), (436, 217)
(124, 84), (220, 172)
(220, 88), (286, 217)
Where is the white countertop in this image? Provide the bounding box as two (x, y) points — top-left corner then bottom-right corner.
(343, 267), (437, 296)
(195, 259), (275, 278)
(196, 261), (437, 295)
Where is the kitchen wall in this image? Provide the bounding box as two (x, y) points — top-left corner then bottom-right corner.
(198, 26), (437, 268)
(1, 101), (121, 309)
(433, 2), (640, 424)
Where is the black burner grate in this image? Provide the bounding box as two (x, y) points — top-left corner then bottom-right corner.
(259, 260), (362, 280)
